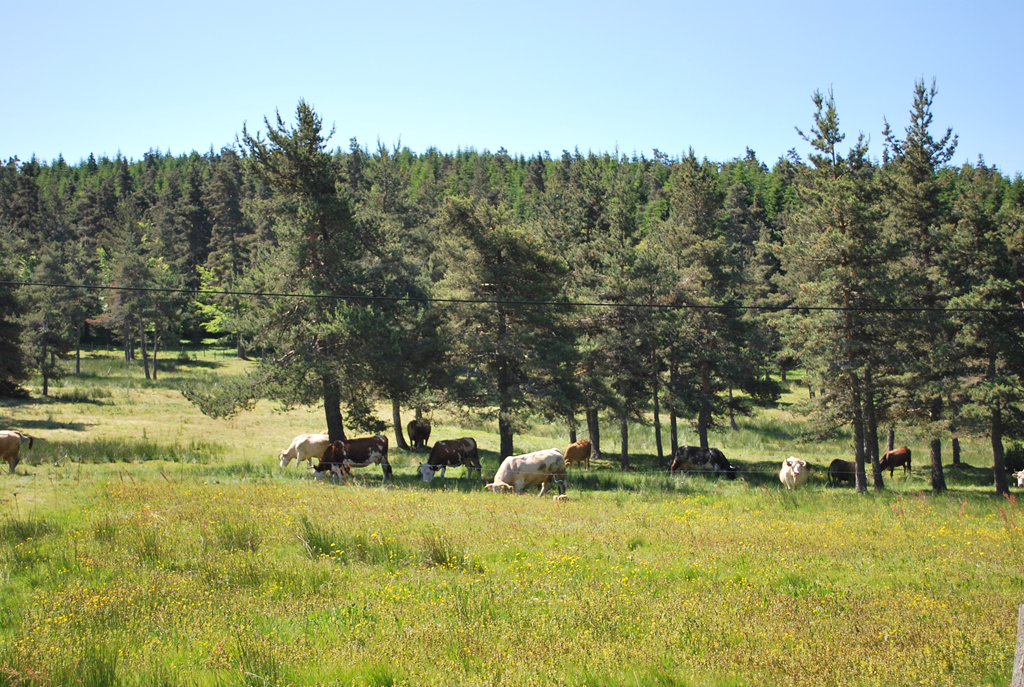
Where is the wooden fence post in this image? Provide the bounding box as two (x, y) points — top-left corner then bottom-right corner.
(1012, 605), (1024, 687)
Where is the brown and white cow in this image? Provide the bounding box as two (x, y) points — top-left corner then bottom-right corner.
(485, 448), (566, 498)
(279, 431), (331, 468)
(0, 431), (32, 473)
(879, 446), (911, 476)
(669, 446), (737, 480)
(563, 438), (592, 470)
(419, 438), (481, 482)
(313, 435), (392, 483)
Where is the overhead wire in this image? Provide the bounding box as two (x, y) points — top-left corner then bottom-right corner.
(1, 280), (1020, 314)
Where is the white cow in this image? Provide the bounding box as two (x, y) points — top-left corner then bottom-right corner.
(485, 448), (567, 498)
(279, 432), (330, 468)
(1012, 470), (1024, 488)
(0, 430), (32, 473)
(779, 456), (809, 490)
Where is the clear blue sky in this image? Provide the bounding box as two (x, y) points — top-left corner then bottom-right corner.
(3, 0), (1022, 175)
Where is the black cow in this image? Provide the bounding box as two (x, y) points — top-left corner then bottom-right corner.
(407, 419), (432, 450)
(827, 458), (857, 487)
(314, 435), (392, 483)
(669, 446), (737, 480)
(418, 438), (481, 482)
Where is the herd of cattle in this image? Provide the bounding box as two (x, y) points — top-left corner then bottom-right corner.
(275, 430), (1007, 498)
(1, 426), (1021, 493)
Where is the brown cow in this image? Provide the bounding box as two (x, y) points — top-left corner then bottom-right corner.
(314, 435), (392, 483)
(407, 419), (431, 450)
(563, 438), (592, 470)
(419, 438), (481, 482)
(879, 446), (911, 476)
(0, 431), (32, 473)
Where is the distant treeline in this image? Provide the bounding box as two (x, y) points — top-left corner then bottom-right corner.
(1, 80), (1023, 494)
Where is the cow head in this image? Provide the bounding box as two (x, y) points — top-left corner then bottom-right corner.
(419, 464), (445, 483)
(1013, 471), (1024, 488)
(784, 457), (807, 474)
(279, 452), (291, 468)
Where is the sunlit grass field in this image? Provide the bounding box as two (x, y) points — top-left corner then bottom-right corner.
(0, 349), (1020, 686)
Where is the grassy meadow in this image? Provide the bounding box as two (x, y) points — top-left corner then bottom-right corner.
(0, 349), (1021, 686)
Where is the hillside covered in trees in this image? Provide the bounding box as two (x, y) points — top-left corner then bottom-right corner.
(2, 80), (1023, 495)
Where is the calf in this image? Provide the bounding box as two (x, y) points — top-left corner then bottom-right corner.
(563, 438), (592, 470)
(279, 432), (330, 468)
(0, 431), (32, 473)
(407, 419), (431, 451)
(314, 435), (392, 483)
(485, 448), (567, 498)
(419, 438), (481, 482)
(827, 459), (857, 487)
(779, 457), (808, 490)
(669, 446), (736, 480)
(879, 446), (911, 476)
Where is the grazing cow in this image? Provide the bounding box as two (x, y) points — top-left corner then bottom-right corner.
(827, 459), (857, 487)
(779, 457), (809, 490)
(563, 438), (592, 470)
(879, 446), (912, 477)
(314, 435), (392, 483)
(0, 431), (32, 473)
(407, 419), (431, 451)
(279, 432), (331, 468)
(669, 446), (737, 480)
(419, 438), (482, 482)
(485, 448), (567, 498)
(1011, 470), (1024, 488)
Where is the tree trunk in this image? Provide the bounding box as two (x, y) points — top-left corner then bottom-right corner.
(850, 372), (868, 494)
(392, 398), (409, 450)
(42, 370), (49, 396)
(697, 362), (711, 450)
(952, 436), (961, 466)
(887, 429), (895, 453)
(619, 414), (629, 470)
(930, 437), (946, 492)
(568, 412), (577, 445)
(990, 350), (1009, 495)
(123, 320), (130, 363)
(781, 368), (787, 382)
(498, 407), (513, 460)
(496, 306), (513, 460)
(236, 332), (247, 360)
(322, 376), (346, 442)
(669, 361), (679, 456)
(586, 408), (601, 457)
(653, 368), (663, 463)
(864, 367), (883, 490)
(728, 388), (738, 431)
(151, 324), (159, 381)
(75, 321), (82, 375)
(138, 315), (151, 381)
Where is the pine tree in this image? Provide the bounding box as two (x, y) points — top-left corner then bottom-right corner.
(780, 89), (883, 493)
(882, 78), (958, 492)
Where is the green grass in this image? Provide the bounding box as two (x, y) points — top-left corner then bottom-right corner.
(0, 351), (1018, 685)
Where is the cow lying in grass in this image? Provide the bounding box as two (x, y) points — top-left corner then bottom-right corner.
(279, 432), (330, 468)
(0, 430), (32, 473)
(485, 448), (566, 498)
(779, 457), (808, 490)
